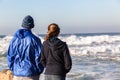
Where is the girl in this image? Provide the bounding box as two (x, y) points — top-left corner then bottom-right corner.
(40, 23), (72, 80)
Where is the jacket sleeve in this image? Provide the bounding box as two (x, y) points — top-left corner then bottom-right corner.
(7, 38), (16, 71)
(34, 39), (44, 74)
(64, 43), (72, 73)
(40, 43), (46, 67)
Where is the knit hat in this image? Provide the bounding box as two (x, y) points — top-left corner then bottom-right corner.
(22, 15), (34, 29)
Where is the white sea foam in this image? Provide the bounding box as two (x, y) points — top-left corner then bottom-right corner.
(0, 35), (12, 57)
(1, 34), (120, 57)
(60, 35), (120, 45)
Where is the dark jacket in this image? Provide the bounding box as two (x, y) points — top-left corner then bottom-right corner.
(40, 38), (72, 76)
(7, 29), (44, 76)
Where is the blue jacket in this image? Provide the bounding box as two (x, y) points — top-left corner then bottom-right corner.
(7, 29), (44, 76)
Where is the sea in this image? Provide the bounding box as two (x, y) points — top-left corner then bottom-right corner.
(0, 33), (120, 80)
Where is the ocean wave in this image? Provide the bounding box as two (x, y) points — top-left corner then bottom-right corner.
(0, 34), (120, 59)
(59, 35), (120, 46)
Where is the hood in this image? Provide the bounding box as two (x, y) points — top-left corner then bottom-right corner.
(14, 29), (32, 39)
(45, 38), (65, 50)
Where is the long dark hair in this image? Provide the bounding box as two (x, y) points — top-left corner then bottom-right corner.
(45, 23), (60, 40)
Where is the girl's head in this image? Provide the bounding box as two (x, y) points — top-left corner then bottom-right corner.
(45, 23), (60, 40)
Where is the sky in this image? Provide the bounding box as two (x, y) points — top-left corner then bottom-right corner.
(0, 0), (120, 35)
